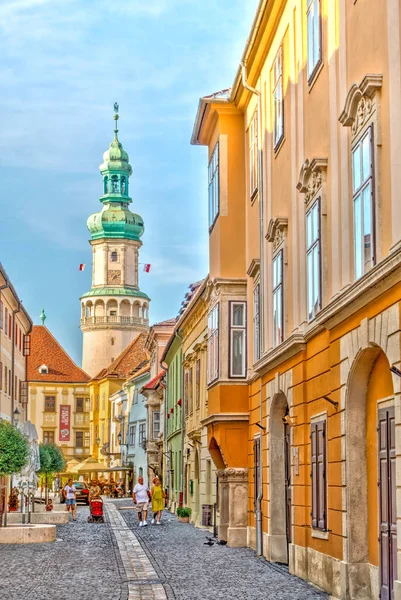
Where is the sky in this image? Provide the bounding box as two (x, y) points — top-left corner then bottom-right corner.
(0, 0), (259, 366)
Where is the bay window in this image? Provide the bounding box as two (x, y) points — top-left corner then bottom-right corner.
(207, 304), (219, 384)
(272, 251), (284, 347)
(273, 46), (284, 149)
(253, 283), (260, 362)
(229, 302), (246, 378)
(249, 112), (258, 197)
(307, 0), (322, 82)
(306, 199), (321, 320)
(208, 142), (219, 229)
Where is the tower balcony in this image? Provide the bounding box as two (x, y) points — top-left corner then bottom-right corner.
(80, 315), (147, 327)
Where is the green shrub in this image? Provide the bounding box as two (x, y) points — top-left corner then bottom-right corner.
(176, 506), (192, 518)
(0, 420), (29, 476)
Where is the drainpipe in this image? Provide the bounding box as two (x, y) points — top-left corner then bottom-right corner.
(241, 63), (264, 557)
(176, 330), (185, 506)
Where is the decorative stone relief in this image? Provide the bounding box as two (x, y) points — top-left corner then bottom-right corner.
(266, 217), (288, 252)
(339, 74), (383, 139)
(297, 158), (328, 204)
(217, 467), (248, 482)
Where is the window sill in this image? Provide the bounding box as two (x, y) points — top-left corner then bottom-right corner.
(311, 528), (329, 540)
(307, 60), (324, 93)
(274, 135), (285, 158)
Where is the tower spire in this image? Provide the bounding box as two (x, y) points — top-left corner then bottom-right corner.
(113, 102), (119, 139)
(40, 308), (46, 326)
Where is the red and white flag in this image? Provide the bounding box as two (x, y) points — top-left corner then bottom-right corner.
(143, 264), (151, 273)
(79, 264), (86, 271)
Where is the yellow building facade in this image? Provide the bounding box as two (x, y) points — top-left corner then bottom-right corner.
(192, 1), (401, 598)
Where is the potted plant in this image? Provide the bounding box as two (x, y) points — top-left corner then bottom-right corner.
(8, 491), (19, 512)
(176, 506), (192, 523)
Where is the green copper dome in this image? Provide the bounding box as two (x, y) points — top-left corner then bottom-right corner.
(87, 203), (144, 241)
(87, 104), (145, 241)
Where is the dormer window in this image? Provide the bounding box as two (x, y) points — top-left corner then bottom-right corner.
(39, 364), (49, 374)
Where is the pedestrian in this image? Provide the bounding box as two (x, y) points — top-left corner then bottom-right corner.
(89, 482), (101, 501)
(63, 477), (77, 521)
(132, 476), (150, 527)
(150, 477), (165, 525)
(45, 498), (53, 512)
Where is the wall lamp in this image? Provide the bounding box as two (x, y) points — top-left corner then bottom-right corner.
(255, 422), (266, 431)
(323, 395), (339, 410)
(390, 366), (401, 378)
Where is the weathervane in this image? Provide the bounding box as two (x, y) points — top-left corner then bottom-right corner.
(114, 102), (119, 114)
(113, 102), (119, 136)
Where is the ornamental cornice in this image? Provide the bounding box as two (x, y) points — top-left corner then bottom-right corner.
(265, 217), (288, 253)
(339, 74), (383, 138)
(216, 467), (248, 483)
(254, 333), (306, 377)
(297, 158), (328, 204)
(205, 278), (247, 305)
(247, 258), (260, 279)
(201, 412), (249, 427)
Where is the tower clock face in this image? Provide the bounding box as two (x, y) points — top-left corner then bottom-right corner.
(108, 270), (121, 284)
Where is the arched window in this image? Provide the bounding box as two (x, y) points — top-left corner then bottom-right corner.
(111, 251), (118, 262)
(85, 306), (91, 317)
(139, 467), (143, 477)
(111, 337), (115, 346)
(111, 176), (118, 193)
(121, 177), (126, 194)
(104, 176), (109, 194)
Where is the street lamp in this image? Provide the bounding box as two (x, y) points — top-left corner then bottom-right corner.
(117, 432), (122, 445)
(13, 407), (20, 427)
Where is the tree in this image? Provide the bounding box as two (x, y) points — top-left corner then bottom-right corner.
(37, 444), (66, 502)
(0, 420), (29, 476)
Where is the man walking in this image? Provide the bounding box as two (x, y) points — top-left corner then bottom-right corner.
(63, 478), (77, 521)
(132, 476), (150, 527)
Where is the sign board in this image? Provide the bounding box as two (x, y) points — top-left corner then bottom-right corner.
(59, 405), (71, 442)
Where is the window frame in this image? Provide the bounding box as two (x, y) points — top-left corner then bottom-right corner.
(253, 282), (261, 363)
(272, 46), (284, 151)
(229, 301), (247, 379)
(310, 419), (327, 531)
(195, 359), (201, 410)
(272, 250), (284, 347)
(75, 431), (84, 449)
(352, 125), (375, 280)
(249, 111), (259, 199)
(43, 430), (55, 445)
(208, 141), (220, 230)
(0, 300), (3, 330)
(306, 198), (322, 321)
(307, 0), (322, 84)
(44, 396), (56, 413)
(129, 424), (136, 446)
(138, 422), (146, 446)
(152, 411), (160, 440)
(207, 304), (219, 385)
(76, 397), (84, 413)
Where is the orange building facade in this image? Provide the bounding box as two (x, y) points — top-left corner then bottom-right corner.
(192, 1), (401, 598)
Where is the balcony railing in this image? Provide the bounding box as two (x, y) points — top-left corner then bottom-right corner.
(74, 413), (90, 426)
(80, 316), (146, 327)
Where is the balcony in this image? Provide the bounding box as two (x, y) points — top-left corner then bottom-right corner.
(74, 413), (90, 426)
(80, 316), (146, 327)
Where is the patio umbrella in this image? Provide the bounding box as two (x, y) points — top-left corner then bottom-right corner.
(74, 457), (108, 473)
(65, 459), (80, 473)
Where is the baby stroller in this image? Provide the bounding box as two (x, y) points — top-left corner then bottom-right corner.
(88, 498), (104, 523)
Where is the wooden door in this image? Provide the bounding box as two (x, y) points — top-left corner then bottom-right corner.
(378, 406), (397, 600)
(284, 422), (292, 546)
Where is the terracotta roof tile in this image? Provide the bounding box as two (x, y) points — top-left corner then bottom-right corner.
(28, 326), (90, 383)
(91, 333), (148, 381)
(142, 370), (165, 390)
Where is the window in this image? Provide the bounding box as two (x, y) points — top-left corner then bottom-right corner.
(4, 366), (7, 395)
(311, 420), (327, 530)
(39, 364), (48, 374)
(139, 422), (146, 446)
(129, 425), (136, 446)
(75, 431), (84, 448)
(134, 389), (138, 404)
(208, 142), (219, 228)
(43, 431), (54, 445)
(307, 0), (322, 81)
(110, 251), (118, 262)
(111, 175), (118, 193)
(14, 324), (17, 346)
(139, 467), (143, 477)
(104, 176), (109, 194)
(19, 329), (22, 352)
(272, 251), (284, 347)
(352, 127), (374, 279)
(273, 46), (284, 149)
(230, 302), (247, 378)
(76, 397), (84, 413)
(253, 284), (260, 362)
(14, 375), (17, 401)
(184, 370), (189, 415)
(44, 396), (56, 412)
(20, 381), (28, 404)
(23, 335), (31, 356)
(84, 432), (90, 448)
(188, 368), (193, 414)
(110, 310), (117, 316)
(8, 370), (11, 396)
(207, 304), (219, 384)
(4, 308), (8, 336)
(8, 314), (11, 339)
(121, 176), (126, 194)
(306, 199), (321, 320)
(111, 337), (115, 346)
(195, 359), (201, 409)
(152, 412), (160, 439)
(0, 361), (2, 390)
(0, 300), (3, 329)
(249, 112), (259, 197)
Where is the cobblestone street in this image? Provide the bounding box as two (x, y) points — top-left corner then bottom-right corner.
(0, 499), (328, 600)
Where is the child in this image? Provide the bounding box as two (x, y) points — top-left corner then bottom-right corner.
(45, 499), (53, 512)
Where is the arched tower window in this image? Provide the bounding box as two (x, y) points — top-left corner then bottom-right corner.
(104, 176), (109, 194)
(111, 175), (118, 193)
(111, 251), (119, 262)
(121, 176), (126, 194)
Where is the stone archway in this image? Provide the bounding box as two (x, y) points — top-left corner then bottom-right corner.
(267, 391), (289, 564)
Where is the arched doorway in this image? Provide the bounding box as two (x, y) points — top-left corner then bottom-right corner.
(268, 392), (290, 564)
(346, 346), (395, 599)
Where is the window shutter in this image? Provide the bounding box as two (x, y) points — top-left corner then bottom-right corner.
(311, 423), (318, 528)
(23, 335), (31, 356)
(20, 381), (28, 404)
(317, 420), (327, 529)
